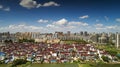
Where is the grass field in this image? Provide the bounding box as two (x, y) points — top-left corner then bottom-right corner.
(0, 63), (79, 67)
(0, 63), (120, 67)
(31, 63), (79, 67)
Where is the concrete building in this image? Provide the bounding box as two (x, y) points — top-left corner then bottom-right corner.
(84, 31), (88, 36)
(108, 33), (116, 44)
(90, 33), (99, 43)
(98, 33), (108, 44)
(80, 31), (83, 36)
(67, 31), (71, 36)
(0, 32), (17, 43)
(116, 32), (120, 48)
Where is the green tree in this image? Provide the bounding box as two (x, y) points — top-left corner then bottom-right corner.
(107, 50), (117, 56)
(19, 39), (35, 43)
(102, 56), (110, 63)
(4, 40), (9, 43)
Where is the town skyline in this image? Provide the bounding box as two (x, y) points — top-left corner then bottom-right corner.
(0, 0), (120, 33)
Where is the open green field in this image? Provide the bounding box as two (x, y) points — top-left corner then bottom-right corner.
(0, 63), (120, 67)
(28, 63), (78, 67)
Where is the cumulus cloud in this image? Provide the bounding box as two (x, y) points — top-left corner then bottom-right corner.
(53, 18), (68, 26)
(45, 18), (89, 32)
(79, 15), (89, 19)
(36, 4), (42, 8)
(19, 0), (60, 9)
(0, 5), (10, 11)
(116, 18), (120, 22)
(38, 19), (48, 23)
(51, 18), (88, 27)
(19, 0), (37, 9)
(43, 1), (60, 7)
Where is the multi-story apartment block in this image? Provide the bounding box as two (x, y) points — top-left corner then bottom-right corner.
(0, 31), (119, 47)
(0, 32), (17, 43)
(116, 32), (120, 48)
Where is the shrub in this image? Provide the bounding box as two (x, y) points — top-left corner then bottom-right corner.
(102, 56), (110, 63)
(107, 50), (117, 56)
(0, 60), (4, 64)
(116, 54), (120, 59)
(11, 59), (28, 67)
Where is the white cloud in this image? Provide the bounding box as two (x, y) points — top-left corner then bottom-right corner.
(36, 4), (42, 8)
(116, 18), (120, 22)
(46, 24), (60, 30)
(0, 5), (10, 11)
(68, 22), (88, 26)
(19, 0), (60, 9)
(82, 23), (89, 26)
(46, 24), (75, 32)
(53, 18), (68, 26)
(94, 23), (118, 32)
(46, 19), (72, 32)
(45, 18), (89, 32)
(79, 15), (89, 19)
(20, 0), (37, 9)
(43, 1), (60, 7)
(94, 23), (103, 27)
(0, 18), (119, 33)
(38, 19), (48, 23)
(46, 24), (55, 28)
(0, 24), (45, 33)
(96, 27), (106, 30)
(3, 7), (10, 11)
(106, 25), (117, 29)
(0, 5), (3, 9)
(51, 18), (88, 28)
(95, 25), (118, 30)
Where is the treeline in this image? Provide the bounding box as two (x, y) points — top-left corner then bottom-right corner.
(19, 39), (35, 43)
(62, 39), (88, 44)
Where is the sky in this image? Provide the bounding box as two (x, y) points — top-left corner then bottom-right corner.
(0, 0), (120, 33)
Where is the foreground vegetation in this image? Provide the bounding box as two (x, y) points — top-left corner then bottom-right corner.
(95, 44), (120, 61)
(1, 63), (120, 67)
(0, 59), (120, 67)
(62, 39), (88, 44)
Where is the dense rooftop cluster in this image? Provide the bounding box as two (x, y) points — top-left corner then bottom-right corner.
(0, 43), (112, 63)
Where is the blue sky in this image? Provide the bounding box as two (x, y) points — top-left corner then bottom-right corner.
(0, 0), (120, 33)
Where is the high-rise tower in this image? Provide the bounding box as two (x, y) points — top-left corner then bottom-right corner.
(116, 32), (120, 48)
